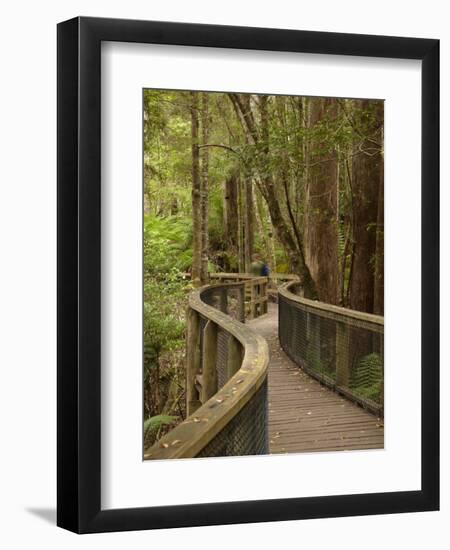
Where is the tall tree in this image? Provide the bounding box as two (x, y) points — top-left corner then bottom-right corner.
(228, 92), (317, 297)
(223, 171), (239, 260)
(190, 92), (202, 287)
(243, 174), (254, 271)
(304, 98), (340, 304)
(200, 93), (210, 282)
(373, 158), (384, 315)
(348, 100), (383, 313)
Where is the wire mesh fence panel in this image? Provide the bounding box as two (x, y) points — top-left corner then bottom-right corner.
(346, 326), (384, 406)
(145, 281), (269, 460)
(194, 283), (268, 457)
(216, 327), (230, 390)
(279, 291), (383, 416)
(197, 381), (268, 457)
(224, 287), (244, 321)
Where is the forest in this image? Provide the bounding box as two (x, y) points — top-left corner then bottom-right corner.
(143, 90), (384, 447)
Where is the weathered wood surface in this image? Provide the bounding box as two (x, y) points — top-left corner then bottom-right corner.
(249, 304), (384, 454)
(144, 283), (269, 460)
(280, 281), (384, 332)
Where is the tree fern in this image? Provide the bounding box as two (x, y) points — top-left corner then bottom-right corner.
(144, 414), (177, 447)
(350, 352), (383, 402)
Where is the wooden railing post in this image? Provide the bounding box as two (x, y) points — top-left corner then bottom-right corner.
(262, 279), (268, 314)
(219, 288), (228, 314)
(307, 313), (321, 368)
(256, 282), (261, 316)
(202, 320), (218, 402)
(335, 322), (350, 387)
(227, 336), (242, 379)
(250, 280), (256, 319)
(186, 307), (201, 416)
(237, 285), (245, 322)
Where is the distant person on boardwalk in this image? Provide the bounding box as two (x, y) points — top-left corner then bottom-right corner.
(250, 253), (269, 277)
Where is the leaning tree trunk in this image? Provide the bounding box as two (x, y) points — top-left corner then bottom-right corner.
(348, 100), (383, 313)
(236, 93), (317, 296)
(190, 92), (202, 287)
(304, 98), (340, 305)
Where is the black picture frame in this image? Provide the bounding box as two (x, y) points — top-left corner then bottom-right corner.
(57, 16), (439, 533)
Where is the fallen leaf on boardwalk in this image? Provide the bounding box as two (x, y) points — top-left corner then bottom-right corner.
(191, 417), (209, 423)
(161, 443), (169, 448)
(236, 378), (244, 384)
(171, 440), (181, 446)
(307, 412), (312, 415)
(216, 398), (224, 403)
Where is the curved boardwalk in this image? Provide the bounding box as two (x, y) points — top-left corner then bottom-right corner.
(249, 303), (384, 454)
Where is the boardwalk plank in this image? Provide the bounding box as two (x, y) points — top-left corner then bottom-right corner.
(249, 303), (384, 454)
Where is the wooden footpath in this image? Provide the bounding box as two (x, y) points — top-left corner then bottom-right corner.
(249, 304), (384, 454)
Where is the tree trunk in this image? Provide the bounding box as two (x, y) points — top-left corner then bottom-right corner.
(348, 100), (383, 313)
(237, 173), (245, 273)
(244, 174), (254, 271)
(224, 172), (239, 259)
(229, 93), (317, 295)
(373, 154), (384, 314)
(254, 187), (276, 272)
(200, 93), (209, 283)
(190, 92), (202, 287)
(304, 98), (340, 304)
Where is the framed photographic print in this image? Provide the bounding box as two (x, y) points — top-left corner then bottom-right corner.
(57, 17), (439, 533)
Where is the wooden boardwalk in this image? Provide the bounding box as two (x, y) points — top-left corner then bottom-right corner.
(249, 304), (384, 454)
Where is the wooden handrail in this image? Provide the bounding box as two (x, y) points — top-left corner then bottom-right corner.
(209, 275), (269, 319)
(279, 281), (384, 416)
(144, 282), (269, 460)
(279, 281), (383, 332)
(209, 272), (299, 282)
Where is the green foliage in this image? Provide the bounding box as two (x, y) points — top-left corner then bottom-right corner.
(350, 352), (383, 402)
(306, 347), (323, 374)
(144, 414), (177, 447)
(143, 214), (191, 356)
(144, 214), (193, 275)
(143, 279), (185, 355)
(143, 213), (191, 428)
(141, 89), (384, 444)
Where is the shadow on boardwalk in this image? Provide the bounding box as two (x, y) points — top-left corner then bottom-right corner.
(249, 303), (384, 454)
